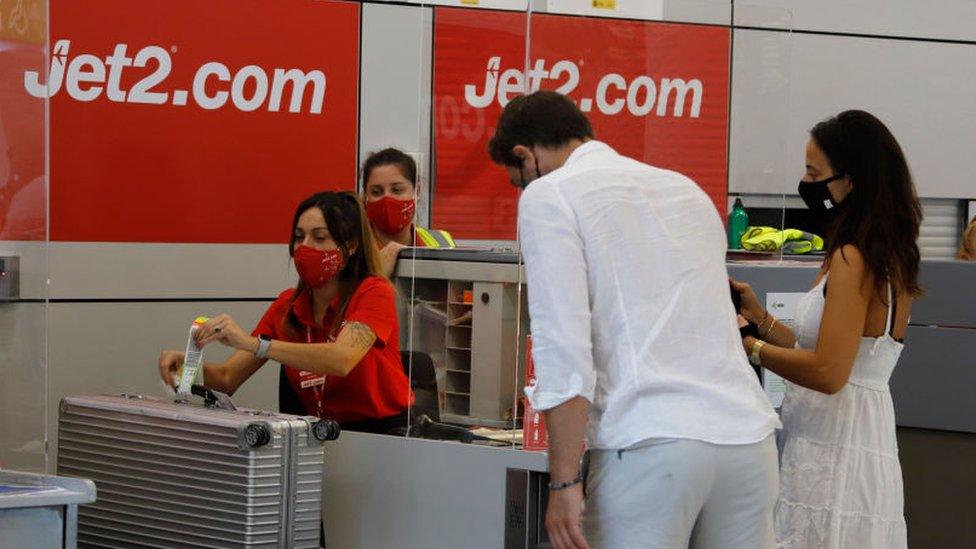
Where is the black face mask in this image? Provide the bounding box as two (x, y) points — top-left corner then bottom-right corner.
(798, 174), (847, 220)
(512, 152), (543, 189)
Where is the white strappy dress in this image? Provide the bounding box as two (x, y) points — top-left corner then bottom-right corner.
(774, 276), (908, 548)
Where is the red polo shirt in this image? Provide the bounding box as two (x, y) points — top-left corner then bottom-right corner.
(251, 276), (411, 423)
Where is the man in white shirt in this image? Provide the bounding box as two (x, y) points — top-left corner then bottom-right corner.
(489, 91), (780, 549)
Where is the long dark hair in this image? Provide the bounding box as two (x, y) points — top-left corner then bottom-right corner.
(811, 110), (923, 298)
(284, 191), (384, 336)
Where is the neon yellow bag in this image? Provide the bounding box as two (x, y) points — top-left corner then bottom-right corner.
(740, 226), (824, 254)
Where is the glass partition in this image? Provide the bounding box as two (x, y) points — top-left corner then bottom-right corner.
(7, 0), (370, 472)
(729, 3), (797, 263)
(0, 1), (798, 545)
(360, 0), (437, 439)
(392, 1), (793, 454)
(6, 0), (796, 469)
(528, 0), (738, 229)
(528, 0), (793, 265)
(0, 0), (49, 473)
(396, 0), (530, 444)
(0, 0), (794, 474)
(516, 0), (793, 452)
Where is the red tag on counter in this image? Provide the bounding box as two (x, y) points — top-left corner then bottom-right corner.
(523, 397), (549, 452)
(523, 335), (549, 451)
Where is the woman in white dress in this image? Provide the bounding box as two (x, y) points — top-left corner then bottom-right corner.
(732, 110), (922, 548)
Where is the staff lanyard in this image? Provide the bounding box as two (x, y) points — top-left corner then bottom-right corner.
(306, 326), (325, 418)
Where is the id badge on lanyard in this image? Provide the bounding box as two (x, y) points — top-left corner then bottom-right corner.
(299, 326), (327, 418)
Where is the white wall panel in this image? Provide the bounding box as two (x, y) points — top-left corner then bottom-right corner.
(729, 28), (794, 196)
(48, 243), (291, 299)
(731, 30), (976, 199)
(0, 242), (292, 300)
(662, 0), (731, 26)
(0, 241), (47, 298)
(544, 0), (663, 20)
(0, 303), (48, 472)
(398, 0), (527, 10)
(736, 0), (976, 42)
(540, 0), (731, 24)
(360, 3), (434, 227)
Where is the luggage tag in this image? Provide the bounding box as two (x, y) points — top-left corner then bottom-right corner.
(177, 316), (209, 396)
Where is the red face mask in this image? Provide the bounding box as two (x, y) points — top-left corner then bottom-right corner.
(293, 245), (343, 288)
(365, 196), (416, 236)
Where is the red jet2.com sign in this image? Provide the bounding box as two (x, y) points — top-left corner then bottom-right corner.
(27, 0), (360, 244)
(434, 8), (730, 240)
(26, 40), (330, 115)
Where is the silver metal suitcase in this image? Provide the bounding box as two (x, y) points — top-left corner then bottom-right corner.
(57, 389), (339, 548)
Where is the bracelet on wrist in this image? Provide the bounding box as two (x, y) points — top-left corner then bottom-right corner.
(758, 309), (769, 326)
(757, 312), (774, 336)
(548, 475), (583, 491)
(749, 339), (766, 367)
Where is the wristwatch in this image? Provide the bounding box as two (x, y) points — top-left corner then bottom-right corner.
(254, 334), (272, 359)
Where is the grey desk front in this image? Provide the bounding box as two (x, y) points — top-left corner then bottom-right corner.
(0, 470), (96, 549)
(729, 259), (976, 434)
(322, 432), (547, 549)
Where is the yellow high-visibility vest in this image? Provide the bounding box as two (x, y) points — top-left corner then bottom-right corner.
(415, 227), (456, 248)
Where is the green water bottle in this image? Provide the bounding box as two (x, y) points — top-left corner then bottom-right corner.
(728, 197), (749, 250)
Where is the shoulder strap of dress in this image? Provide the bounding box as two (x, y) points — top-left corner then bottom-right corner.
(887, 281), (897, 337)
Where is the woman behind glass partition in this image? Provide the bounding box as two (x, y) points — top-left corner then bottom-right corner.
(361, 148), (457, 278)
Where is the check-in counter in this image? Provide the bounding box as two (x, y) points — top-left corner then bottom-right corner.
(323, 432), (549, 548)
(324, 253), (976, 548)
(0, 470), (96, 549)
(727, 258), (976, 435)
(325, 249), (547, 549)
(394, 248), (529, 428)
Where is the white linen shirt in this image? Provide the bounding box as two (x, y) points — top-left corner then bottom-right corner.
(521, 141), (779, 450)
